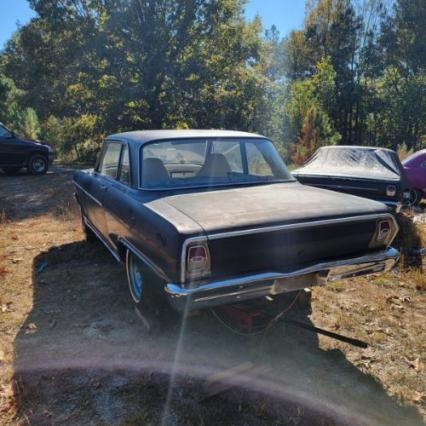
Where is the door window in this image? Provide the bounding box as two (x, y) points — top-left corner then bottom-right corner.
(118, 144), (131, 185)
(99, 142), (122, 179)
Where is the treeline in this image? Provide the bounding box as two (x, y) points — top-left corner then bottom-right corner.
(0, 0), (425, 163)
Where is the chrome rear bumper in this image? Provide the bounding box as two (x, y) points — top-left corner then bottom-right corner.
(165, 248), (399, 312)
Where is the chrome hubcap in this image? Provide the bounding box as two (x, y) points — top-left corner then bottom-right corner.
(33, 158), (46, 172)
(129, 254), (144, 303)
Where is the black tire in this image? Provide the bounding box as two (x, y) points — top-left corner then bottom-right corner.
(2, 167), (21, 176)
(28, 154), (48, 175)
(126, 250), (171, 331)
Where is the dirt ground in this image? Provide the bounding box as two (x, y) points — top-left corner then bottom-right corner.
(0, 166), (425, 425)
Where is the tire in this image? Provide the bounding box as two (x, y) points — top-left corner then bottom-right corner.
(28, 154), (48, 175)
(2, 167), (21, 176)
(126, 250), (170, 331)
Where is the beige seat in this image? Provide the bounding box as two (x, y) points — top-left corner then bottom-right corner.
(142, 158), (170, 185)
(197, 153), (231, 178)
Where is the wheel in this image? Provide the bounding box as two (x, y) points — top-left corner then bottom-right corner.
(28, 154), (48, 175)
(409, 189), (423, 206)
(2, 167), (21, 175)
(126, 250), (171, 331)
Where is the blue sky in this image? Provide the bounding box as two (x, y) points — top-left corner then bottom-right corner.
(0, 0), (305, 49)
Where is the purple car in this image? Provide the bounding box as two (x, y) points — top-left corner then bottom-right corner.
(403, 149), (426, 204)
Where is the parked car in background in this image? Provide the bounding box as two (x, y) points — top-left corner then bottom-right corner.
(292, 146), (410, 208)
(402, 149), (426, 205)
(0, 122), (54, 175)
(73, 130), (399, 316)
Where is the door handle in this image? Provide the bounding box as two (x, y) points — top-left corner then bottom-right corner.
(100, 185), (107, 190)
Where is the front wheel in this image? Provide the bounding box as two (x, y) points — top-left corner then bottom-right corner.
(28, 154), (48, 175)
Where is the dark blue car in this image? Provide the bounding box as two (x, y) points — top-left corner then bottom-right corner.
(73, 130), (400, 316)
(0, 122), (54, 175)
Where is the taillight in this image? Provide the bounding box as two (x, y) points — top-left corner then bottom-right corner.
(186, 244), (210, 280)
(386, 185), (397, 197)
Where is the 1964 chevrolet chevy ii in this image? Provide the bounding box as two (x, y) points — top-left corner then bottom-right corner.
(73, 130), (400, 313)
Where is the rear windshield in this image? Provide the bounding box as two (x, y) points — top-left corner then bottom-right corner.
(140, 138), (294, 189)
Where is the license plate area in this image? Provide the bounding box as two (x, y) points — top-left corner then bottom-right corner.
(271, 273), (319, 295)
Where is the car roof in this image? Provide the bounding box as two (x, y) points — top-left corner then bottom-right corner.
(106, 129), (266, 144)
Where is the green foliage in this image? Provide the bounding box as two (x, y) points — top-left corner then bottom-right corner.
(0, 0), (424, 163)
(42, 114), (102, 162)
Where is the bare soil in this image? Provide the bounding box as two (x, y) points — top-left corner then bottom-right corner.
(0, 166), (425, 425)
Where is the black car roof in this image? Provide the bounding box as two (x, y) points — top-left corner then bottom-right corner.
(106, 129), (265, 145)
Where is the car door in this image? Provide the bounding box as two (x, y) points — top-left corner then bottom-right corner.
(85, 141), (122, 240)
(102, 143), (137, 248)
(0, 125), (25, 166)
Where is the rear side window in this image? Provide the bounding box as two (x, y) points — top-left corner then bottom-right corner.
(99, 142), (122, 178)
(246, 141), (274, 176)
(118, 144), (131, 185)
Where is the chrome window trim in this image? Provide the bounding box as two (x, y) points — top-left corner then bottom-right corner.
(180, 213), (399, 284)
(74, 181), (103, 207)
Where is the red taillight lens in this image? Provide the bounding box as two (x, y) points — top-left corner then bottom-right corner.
(187, 244), (210, 279)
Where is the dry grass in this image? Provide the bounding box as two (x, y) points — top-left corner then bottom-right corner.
(0, 167), (425, 424)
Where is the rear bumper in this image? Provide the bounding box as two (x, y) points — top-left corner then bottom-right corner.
(165, 248), (399, 312)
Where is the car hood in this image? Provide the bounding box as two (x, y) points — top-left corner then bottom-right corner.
(145, 182), (390, 235)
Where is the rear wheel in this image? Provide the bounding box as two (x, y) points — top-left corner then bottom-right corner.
(126, 250), (170, 331)
(28, 154), (48, 175)
(2, 167), (21, 175)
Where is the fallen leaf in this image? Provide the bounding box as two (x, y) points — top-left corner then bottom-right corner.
(10, 258), (24, 264)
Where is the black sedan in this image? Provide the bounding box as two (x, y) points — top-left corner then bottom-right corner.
(0, 122), (54, 175)
(73, 130), (399, 315)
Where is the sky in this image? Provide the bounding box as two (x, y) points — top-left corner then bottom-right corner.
(0, 0), (306, 49)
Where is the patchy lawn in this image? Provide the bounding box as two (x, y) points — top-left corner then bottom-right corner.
(0, 166), (425, 425)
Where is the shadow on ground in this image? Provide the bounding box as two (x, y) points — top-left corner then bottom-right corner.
(10, 239), (424, 425)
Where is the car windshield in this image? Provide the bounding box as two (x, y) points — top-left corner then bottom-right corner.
(140, 138), (294, 189)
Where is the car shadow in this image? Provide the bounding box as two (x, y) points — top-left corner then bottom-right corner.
(9, 239), (424, 425)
